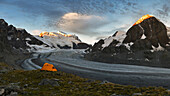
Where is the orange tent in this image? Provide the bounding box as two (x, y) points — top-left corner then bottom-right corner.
(41, 63), (57, 71)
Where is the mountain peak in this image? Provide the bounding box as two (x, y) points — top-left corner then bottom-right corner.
(0, 19), (8, 27)
(35, 31), (90, 49)
(133, 14), (153, 26)
(123, 15), (169, 50)
(39, 31), (72, 37)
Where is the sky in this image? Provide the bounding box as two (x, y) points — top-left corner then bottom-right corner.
(0, 0), (170, 44)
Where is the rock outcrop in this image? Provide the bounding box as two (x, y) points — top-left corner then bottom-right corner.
(38, 79), (60, 86)
(73, 42), (92, 49)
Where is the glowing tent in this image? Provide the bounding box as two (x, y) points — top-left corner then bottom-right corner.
(41, 63), (57, 71)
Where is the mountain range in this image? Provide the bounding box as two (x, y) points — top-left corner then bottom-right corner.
(35, 31), (90, 50)
(1, 14), (170, 68)
(0, 19), (90, 67)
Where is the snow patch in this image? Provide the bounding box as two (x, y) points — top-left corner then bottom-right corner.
(16, 28), (24, 31)
(124, 44), (130, 50)
(141, 34), (146, 39)
(13, 47), (16, 49)
(16, 38), (19, 41)
(139, 24), (144, 33)
(7, 36), (12, 40)
(150, 50), (154, 52)
(113, 31), (126, 43)
(26, 42), (54, 52)
(138, 24), (146, 39)
(102, 31), (126, 48)
(152, 44), (164, 51)
(145, 58), (150, 62)
(102, 36), (114, 48)
(123, 42), (133, 50)
(25, 38), (31, 41)
(128, 58), (133, 60)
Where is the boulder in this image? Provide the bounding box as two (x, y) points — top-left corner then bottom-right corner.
(0, 88), (5, 95)
(99, 80), (111, 84)
(38, 79), (60, 86)
(0, 83), (20, 96)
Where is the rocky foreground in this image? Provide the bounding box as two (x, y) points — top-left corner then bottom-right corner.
(85, 15), (170, 68)
(0, 62), (169, 96)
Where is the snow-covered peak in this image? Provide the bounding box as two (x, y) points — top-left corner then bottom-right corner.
(35, 31), (82, 49)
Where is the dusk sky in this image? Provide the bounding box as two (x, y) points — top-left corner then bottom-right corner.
(0, 0), (170, 44)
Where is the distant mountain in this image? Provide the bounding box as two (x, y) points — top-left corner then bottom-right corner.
(35, 31), (91, 49)
(0, 19), (90, 54)
(0, 19), (90, 67)
(85, 15), (170, 68)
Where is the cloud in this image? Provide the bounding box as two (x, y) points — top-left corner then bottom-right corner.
(31, 30), (41, 35)
(3, 0), (170, 36)
(0, 0), (138, 23)
(0, 0), (69, 19)
(57, 13), (111, 35)
(113, 23), (133, 32)
(153, 3), (170, 23)
(0, 0), (140, 34)
(95, 36), (109, 40)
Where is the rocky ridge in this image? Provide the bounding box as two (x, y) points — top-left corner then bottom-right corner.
(85, 15), (170, 67)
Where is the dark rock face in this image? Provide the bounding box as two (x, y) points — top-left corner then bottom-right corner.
(57, 44), (71, 49)
(57, 42), (91, 49)
(123, 17), (169, 50)
(85, 16), (170, 68)
(0, 19), (10, 51)
(90, 39), (105, 52)
(130, 39), (152, 51)
(73, 43), (91, 49)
